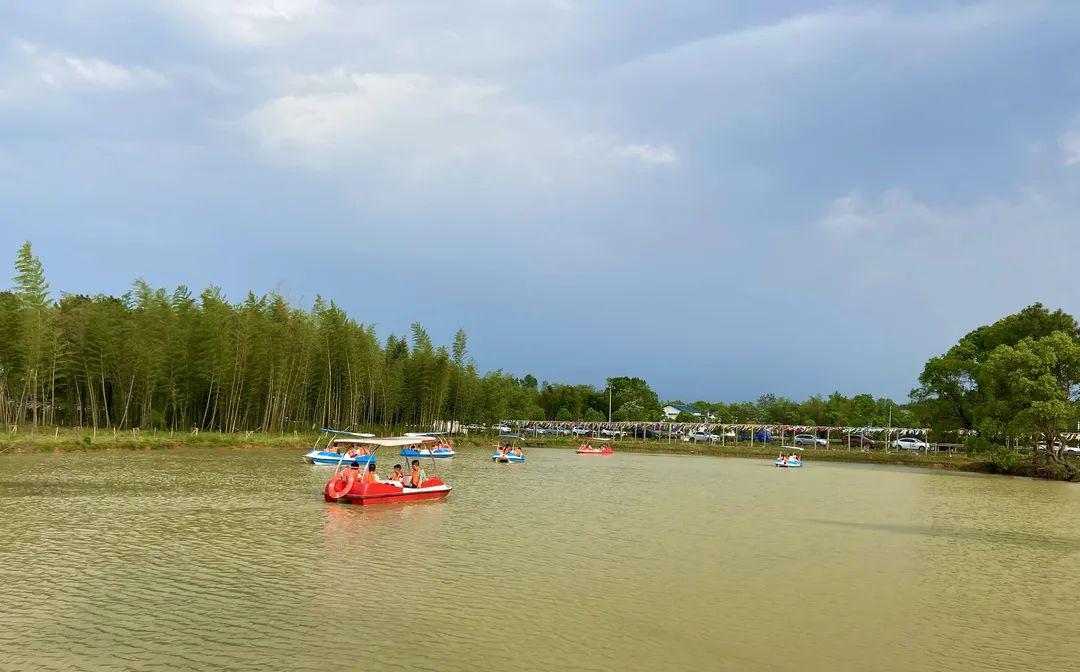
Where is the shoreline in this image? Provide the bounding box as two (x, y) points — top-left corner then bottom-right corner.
(4, 429), (1075, 480)
(0, 429), (989, 474)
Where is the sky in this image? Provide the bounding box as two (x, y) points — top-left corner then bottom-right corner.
(2, 1), (1080, 403)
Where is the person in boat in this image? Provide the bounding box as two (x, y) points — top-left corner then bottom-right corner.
(406, 459), (425, 488)
(361, 462), (381, 484)
(513, 447), (522, 456)
(389, 464), (405, 484)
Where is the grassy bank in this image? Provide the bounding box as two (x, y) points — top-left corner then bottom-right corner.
(0, 428), (314, 453)
(3, 428), (1074, 481)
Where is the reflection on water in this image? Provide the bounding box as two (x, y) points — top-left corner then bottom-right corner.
(1, 448), (1078, 671)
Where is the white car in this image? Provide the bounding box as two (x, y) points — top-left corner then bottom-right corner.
(682, 431), (720, 442)
(600, 428), (626, 438)
(496, 424), (511, 434)
(571, 427), (590, 436)
(893, 437), (930, 451)
(793, 433), (827, 447)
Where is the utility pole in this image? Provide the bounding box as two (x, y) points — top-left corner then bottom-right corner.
(608, 384), (612, 422)
(886, 404), (892, 453)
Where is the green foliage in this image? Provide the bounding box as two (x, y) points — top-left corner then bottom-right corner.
(582, 407), (605, 422)
(912, 303), (1079, 433)
(607, 376), (662, 420)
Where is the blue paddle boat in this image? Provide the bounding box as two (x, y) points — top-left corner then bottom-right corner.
(304, 429), (377, 466)
(492, 449), (525, 463)
(775, 457), (803, 468)
(492, 435), (525, 463)
(399, 434), (455, 458)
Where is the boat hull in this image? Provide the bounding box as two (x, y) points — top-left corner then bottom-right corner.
(400, 449), (455, 458)
(775, 459), (803, 468)
(324, 476), (451, 506)
(576, 449), (613, 455)
(492, 454), (525, 463)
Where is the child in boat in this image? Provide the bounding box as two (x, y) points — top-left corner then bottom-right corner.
(390, 464), (405, 484)
(361, 463), (380, 484)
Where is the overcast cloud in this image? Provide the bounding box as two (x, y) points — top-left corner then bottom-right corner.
(2, 0), (1079, 401)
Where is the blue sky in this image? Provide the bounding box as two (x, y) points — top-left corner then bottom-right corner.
(2, 1), (1080, 402)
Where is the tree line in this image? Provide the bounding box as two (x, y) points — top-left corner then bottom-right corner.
(2, 243), (1077, 472)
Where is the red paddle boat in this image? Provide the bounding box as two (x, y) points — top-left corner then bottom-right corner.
(323, 437), (452, 506)
(576, 441), (614, 455)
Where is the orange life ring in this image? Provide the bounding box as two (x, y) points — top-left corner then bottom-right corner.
(326, 469), (356, 498)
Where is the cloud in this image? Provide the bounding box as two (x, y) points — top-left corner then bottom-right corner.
(1060, 127), (1080, 166)
(244, 67), (676, 180)
(818, 190), (943, 238)
(616, 143), (678, 165)
(166, 0), (331, 46)
(0, 41), (167, 104)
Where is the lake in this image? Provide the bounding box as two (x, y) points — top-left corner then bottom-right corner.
(1, 446), (1078, 671)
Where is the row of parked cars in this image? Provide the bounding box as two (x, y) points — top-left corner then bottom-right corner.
(488, 424), (934, 450)
(791, 433), (932, 450)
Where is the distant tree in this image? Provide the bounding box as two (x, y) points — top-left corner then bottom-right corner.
(583, 407), (605, 422)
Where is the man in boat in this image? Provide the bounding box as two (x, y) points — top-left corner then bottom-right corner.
(405, 459), (425, 488)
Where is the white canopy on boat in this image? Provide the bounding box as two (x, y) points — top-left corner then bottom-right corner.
(329, 436), (436, 446)
(404, 432), (446, 437)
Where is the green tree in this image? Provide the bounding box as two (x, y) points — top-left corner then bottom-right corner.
(978, 331), (1080, 477)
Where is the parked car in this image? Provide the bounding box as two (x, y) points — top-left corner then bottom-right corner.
(846, 434), (875, 448)
(551, 427), (572, 436)
(793, 433), (827, 447)
(600, 428), (627, 438)
(892, 437), (930, 451)
(464, 424), (486, 430)
(496, 424), (511, 434)
(571, 426), (590, 436)
(682, 431), (720, 442)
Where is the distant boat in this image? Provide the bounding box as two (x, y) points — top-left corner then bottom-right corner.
(492, 435), (525, 463)
(304, 428), (378, 465)
(576, 441), (613, 455)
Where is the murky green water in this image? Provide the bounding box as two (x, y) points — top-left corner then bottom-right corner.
(1, 447), (1078, 671)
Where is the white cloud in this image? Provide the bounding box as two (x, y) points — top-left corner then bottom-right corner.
(244, 68), (676, 181)
(1, 41), (167, 102)
(616, 143), (678, 165)
(166, 0), (331, 45)
(818, 189), (943, 238)
(1060, 127), (1080, 166)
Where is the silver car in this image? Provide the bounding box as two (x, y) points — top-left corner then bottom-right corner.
(794, 433), (827, 446)
(892, 437), (930, 451)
